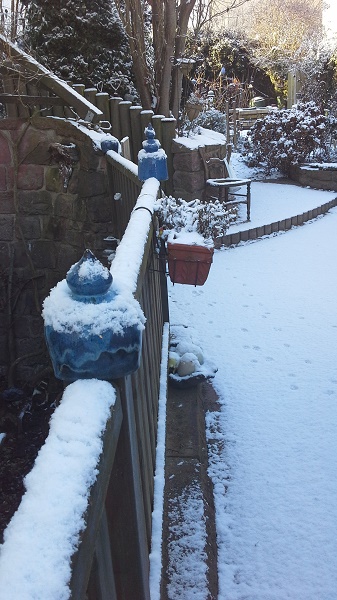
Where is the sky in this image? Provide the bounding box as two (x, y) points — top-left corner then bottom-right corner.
(167, 159), (337, 599)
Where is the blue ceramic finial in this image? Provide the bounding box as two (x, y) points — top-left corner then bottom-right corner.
(138, 124), (168, 181)
(66, 249), (112, 300)
(44, 248), (143, 381)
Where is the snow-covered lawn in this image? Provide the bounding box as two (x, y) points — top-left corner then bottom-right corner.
(169, 175), (337, 599)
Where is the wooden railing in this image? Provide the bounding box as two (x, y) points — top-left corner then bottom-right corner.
(69, 155), (169, 599)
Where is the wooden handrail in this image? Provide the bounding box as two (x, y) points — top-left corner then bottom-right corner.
(0, 34), (103, 122)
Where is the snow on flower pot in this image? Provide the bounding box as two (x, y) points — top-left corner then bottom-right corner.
(43, 250), (145, 382)
(167, 242), (214, 286)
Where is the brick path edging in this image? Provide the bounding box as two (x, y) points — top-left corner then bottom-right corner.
(218, 198), (337, 248)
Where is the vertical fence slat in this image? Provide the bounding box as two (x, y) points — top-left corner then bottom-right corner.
(106, 376), (151, 600)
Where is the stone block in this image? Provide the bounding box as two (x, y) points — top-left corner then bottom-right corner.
(30, 240), (57, 269)
(312, 208), (318, 218)
(77, 170), (107, 197)
(221, 235), (231, 247)
(0, 166), (6, 191)
(18, 190), (52, 215)
(271, 221), (279, 233)
(63, 226), (86, 248)
(16, 216), (41, 240)
(0, 215), (14, 241)
(73, 197), (87, 222)
(264, 224), (272, 235)
(257, 226), (265, 238)
(18, 127), (54, 165)
(173, 169), (204, 193)
(0, 133), (11, 164)
(173, 187), (205, 202)
(41, 216), (66, 241)
(0, 191), (15, 214)
(173, 150), (203, 172)
(285, 218), (292, 230)
(45, 166), (63, 192)
(248, 227), (258, 240)
(0, 242), (10, 267)
(77, 143), (100, 171)
(22, 140), (57, 166)
(67, 168), (80, 194)
(54, 194), (74, 218)
(230, 232), (241, 245)
(86, 195), (112, 223)
(240, 230), (249, 242)
(56, 244), (81, 274)
(291, 216), (298, 226)
(17, 164), (44, 190)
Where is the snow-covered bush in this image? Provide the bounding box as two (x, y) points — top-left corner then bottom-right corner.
(244, 102), (336, 175)
(154, 195), (237, 244)
(194, 108), (227, 134)
(179, 107), (227, 137)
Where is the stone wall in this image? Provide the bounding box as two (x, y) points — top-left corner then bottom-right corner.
(171, 135), (227, 201)
(290, 163), (337, 191)
(0, 117), (114, 384)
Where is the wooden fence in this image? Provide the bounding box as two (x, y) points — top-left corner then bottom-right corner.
(69, 153), (169, 599)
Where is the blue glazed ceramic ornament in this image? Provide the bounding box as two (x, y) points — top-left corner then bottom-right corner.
(43, 250), (144, 382)
(138, 124), (168, 182)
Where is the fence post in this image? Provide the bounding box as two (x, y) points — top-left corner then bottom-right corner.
(110, 97), (123, 140)
(130, 105), (143, 161)
(151, 114), (165, 145)
(84, 87), (98, 107)
(96, 92), (110, 123)
(119, 100), (133, 156)
(232, 101), (237, 147)
(72, 83), (85, 96)
(161, 117), (176, 196)
(226, 100), (230, 145)
(140, 109), (154, 136)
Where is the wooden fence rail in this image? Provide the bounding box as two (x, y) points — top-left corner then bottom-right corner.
(69, 154), (169, 599)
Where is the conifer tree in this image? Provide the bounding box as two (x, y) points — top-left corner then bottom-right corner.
(23, 0), (135, 97)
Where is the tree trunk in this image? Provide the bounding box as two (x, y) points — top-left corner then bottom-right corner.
(170, 0), (196, 118)
(115, 0), (153, 110)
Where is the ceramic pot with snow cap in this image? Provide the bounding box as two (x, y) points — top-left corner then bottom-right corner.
(43, 250), (145, 382)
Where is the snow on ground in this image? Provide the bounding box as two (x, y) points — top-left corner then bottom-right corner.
(168, 166), (337, 599)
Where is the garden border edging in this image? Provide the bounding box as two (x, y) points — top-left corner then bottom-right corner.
(218, 198), (337, 247)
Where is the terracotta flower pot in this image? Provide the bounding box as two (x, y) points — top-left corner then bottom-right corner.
(167, 243), (214, 286)
(185, 102), (202, 122)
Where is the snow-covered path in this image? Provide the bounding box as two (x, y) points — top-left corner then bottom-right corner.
(169, 194), (337, 599)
